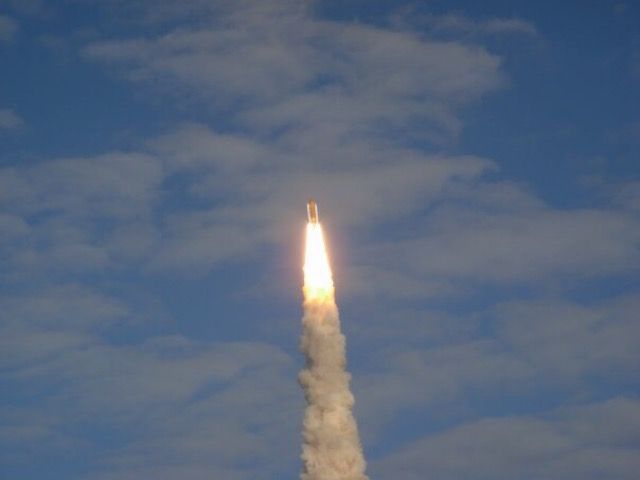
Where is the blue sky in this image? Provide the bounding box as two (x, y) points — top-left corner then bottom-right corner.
(1, 1), (639, 479)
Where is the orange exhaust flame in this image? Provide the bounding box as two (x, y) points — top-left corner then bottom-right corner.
(303, 222), (334, 301)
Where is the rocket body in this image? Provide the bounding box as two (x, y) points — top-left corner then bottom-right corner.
(307, 199), (319, 223)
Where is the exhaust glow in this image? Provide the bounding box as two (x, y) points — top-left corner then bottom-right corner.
(303, 222), (334, 301)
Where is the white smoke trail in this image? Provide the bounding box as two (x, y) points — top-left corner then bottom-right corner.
(299, 223), (368, 480)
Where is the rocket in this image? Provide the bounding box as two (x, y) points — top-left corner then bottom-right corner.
(307, 199), (319, 223)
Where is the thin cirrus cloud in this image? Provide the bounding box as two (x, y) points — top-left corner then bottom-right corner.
(0, 285), (128, 369)
(0, 130), (496, 277)
(4, 335), (300, 479)
(82, 3), (505, 142)
(1, 0), (509, 279)
(396, 12), (539, 37)
(0, 108), (23, 129)
(76, 0), (639, 289)
(0, 153), (163, 277)
(0, 0), (514, 283)
(372, 397), (640, 480)
(0, 15), (19, 43)
(363, 204), (640, 284)
(1, 0), (637, 293)
(494, 295), (640, 378)
(351, 291), (640, 446)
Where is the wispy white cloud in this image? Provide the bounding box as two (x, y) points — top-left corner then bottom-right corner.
(73, 0), (304, 27)
(0, 153), (163, 276)
(350, 291), (640, 442)
(1, 1), (637, 291)
(419, 13), (538, 36)
(390, 9), (538, 38)
(373, 397), (640, 480)
(147, 124), (493, 273)
(83, 4), (504, 143)
(0, 285), (128, 369)
(73, 1), (640, 293)
(0, 108), (23, 129)
(2, 335), (300, 479)
(0, 0), (508, 281)
(0, 15), (19, 43)
(615, 181), (640, 211)
(346, 184), (640, 301)
(495, 295), (640, 379)
(355, 339), (531, 439)
(373, 206), (640, 282)
(0, 284), (128, 330)
(0, 152), (162, 219)
(1, 0), (43, 17)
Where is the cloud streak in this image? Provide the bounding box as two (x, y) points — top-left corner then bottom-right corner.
(0, 108), (23, 129)
(0, 15), (19, 43)
(374, 397), (640, 480)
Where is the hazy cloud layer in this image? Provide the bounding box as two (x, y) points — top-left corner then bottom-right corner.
(0, 15), (19, 43)
(2, 335), (300, 479)
(84, 2), (504, 143)
(0, 152), (163, 279)
(396, 12), (539, 37)
(0, 108), (23, 129)
(0, 285), (127, 369)
(374, 397), (640, 480)
(352, 292), (640, 439)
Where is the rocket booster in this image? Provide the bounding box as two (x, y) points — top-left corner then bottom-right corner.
(307, 199), (319, 224)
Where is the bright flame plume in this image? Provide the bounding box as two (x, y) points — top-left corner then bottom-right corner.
(303, 223), (334, 301)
